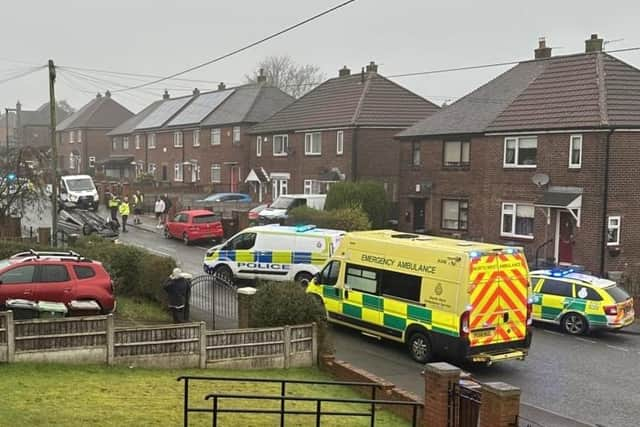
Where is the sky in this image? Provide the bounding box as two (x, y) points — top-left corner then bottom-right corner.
(1, 0), (640, 113)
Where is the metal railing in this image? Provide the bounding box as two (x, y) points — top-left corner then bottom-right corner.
(448, 381), (481, 427)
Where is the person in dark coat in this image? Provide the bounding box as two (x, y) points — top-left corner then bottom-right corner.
(163, 268), (192, 323)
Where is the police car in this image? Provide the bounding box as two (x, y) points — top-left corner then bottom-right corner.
(530, 268), (634, 335)
(203, 225), (345, 284)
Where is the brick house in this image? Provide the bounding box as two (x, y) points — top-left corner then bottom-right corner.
(56, 91), (133, 175)
(247, 62), (439, 203)
(396, 35), (640, 276)
(1, 101), (71, 150)
(107, 81), (293, 189)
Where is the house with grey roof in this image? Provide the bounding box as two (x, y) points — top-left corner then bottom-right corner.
(1, 101), (72, 150)
(396, 34), (640, 276)
(56, 91), (133, 174)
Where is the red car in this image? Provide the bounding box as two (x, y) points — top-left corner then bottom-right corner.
(164, 209), (224, 245)
(0, 250), (116, 313)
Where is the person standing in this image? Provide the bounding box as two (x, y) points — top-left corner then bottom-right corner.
(154, 196), (166, 228)
(162, 193), (172, 225)
(108, 193), (120, 222)
(133, 190), (144, 225)
(163, 268), (192, 323)
(119, 196), (130, 233)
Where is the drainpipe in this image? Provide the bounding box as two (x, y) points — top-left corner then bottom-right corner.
(599, 129), (614, 277)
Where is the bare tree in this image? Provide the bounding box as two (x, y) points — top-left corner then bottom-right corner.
(246, 55), (325, 98)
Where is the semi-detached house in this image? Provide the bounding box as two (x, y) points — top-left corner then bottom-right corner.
(396, 35), (640, 277)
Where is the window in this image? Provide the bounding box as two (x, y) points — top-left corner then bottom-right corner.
(607, 216), (621, 246)
(345, 264), (378, 294)
(174, 162), (183, 182)
(193, 129), (200, 147)
(607, 286), (631, 303)
(380, 270), (421, 302)
(148, 133), (156, 149)
(233, 126), (241, 144)
(504, 136), (537, 167)
(576, 286), (602, 301)
(192, 214), (222, 224)
(256, 136), (262, 157)
(74, 265), (96, 279)
(441, 199), (469, 231)
(336, 131), (344, 155)
(173, 213), (188, 223)
(273, 135), (289, 156)
(540, 279), (573, 297)
(191, 164), (200, 182)
(173, 131), (183, 148)
(0, 265), (35, 284)
(411, 142), (421, 166)
(501, 202), (534, 238)
(69, 130), (75, 144)
(304, 132), (322, 155)
(569, 135), (582, 168)
(123, 136), (129, 150)
(69, 153), (76, 170)
(224, 232), (256, 250)
(272, 179), (288, 198)
(443, 141), (470, 167)
(304, 180), (313, 195)
(210, 164), (221, 183)
(77, 130), (82, 143)
(211, 128), (221, 145)
(88, 156), (96, 168)
(319, 261), (341, 287)
(40, 265), (70, 282)
(135, 135), (141, 150)
(111, 137), (118, 151)
(148, 163), (156, 175)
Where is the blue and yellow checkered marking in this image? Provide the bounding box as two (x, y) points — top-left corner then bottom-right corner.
(206, 250), (326, 266)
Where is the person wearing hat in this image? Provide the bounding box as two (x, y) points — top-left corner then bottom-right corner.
(163, 268), (192, 323)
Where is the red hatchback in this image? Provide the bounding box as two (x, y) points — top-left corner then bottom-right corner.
(164, 209), (224, 245)
(0, 250), (116, 313)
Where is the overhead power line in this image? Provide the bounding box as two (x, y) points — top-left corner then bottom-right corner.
(111, 0), (356, 93)
(0, 65), (46, 86)
(58, 65), (231, 86)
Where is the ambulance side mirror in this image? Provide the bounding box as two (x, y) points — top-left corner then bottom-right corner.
(314, 272), (320, 283)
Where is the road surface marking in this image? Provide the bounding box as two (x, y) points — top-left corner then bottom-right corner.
(575, 337), (596, 344)
(542, 330), (564, 337)
(126, 242), (172, 257)
(196, 246), (209, 250)
(606, 344), (629, 352)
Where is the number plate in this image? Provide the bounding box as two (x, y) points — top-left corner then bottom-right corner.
(471, 329), (495, 339)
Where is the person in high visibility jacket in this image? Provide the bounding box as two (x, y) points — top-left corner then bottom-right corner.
(132, 190), (144, 225)
(108, 194), (120, 221)
(119, 196), (130, 233)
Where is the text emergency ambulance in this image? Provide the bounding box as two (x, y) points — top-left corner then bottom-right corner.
(307, 230), (533, 364)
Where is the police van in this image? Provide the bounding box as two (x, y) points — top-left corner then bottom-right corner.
(203, 225), (345, 284)
(306, 230), (533, 364)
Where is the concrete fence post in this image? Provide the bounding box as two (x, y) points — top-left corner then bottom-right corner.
(106, 314), (114, 366)
(283, 325), (291, 369)
(311, 322), (318, 367)
(6, 311), (15, 363)
(199, 321), (207, 369)
(423, 362), (461, 427)
(478, 382), (521, 427)
(236, 287), (257, 329)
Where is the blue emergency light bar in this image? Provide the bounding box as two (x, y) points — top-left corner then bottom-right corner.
(549, 266), (583, 277)
(294, 224), (316, 233)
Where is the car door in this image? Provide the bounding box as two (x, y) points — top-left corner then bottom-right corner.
(169, 213), (187, 238)
(0, 264), (37, 304)
(223, 232), (257, 279)
(34, 264), (75, 305)
(316, 260), (343, 316)
(537, 279), (574, 322)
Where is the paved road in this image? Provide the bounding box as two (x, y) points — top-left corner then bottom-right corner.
(117, 223), (638, 427)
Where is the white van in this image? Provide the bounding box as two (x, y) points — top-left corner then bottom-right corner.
(258, 194), (327, 224)
(203, 224), (344, 284)
(59, 175), (99, 211)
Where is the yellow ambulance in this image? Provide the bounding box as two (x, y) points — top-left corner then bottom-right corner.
(307, 230), (533, 364)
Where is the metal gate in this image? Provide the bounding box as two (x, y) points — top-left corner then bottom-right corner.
(448, 381), (481, 427)
(189, 274), (238, 330)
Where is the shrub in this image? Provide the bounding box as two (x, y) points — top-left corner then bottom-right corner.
(288, 206), (370, 231)
(325, 181), (390, 228)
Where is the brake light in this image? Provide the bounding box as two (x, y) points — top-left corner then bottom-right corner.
(460, 309), (471, 340)
(526, 298), (533, 326)
(604, 305), (618, 316)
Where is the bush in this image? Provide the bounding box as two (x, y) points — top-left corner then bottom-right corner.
(325, 181), (390, 228)
(250, 281), (333, 354)
(288, 206), (370, 231)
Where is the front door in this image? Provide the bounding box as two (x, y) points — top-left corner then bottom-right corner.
(412, 199), (426, 233)
(230, 166), (241, 192)
(558, 211), (574, 264)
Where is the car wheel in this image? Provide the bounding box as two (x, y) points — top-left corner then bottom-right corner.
(407, 331), (433, 363)
(213, 265), (233, 284)
(295, 272), (314, 287)
(163, 228), (171, 239)
(562, 313), (588, 335)
(182, 233), (190, 246)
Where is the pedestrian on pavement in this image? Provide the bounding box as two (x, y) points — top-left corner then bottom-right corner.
(163, 268), (192, 323)
(154, 196), (165, 228)
(108, 193), (120, 222)
(162, 193), (172, 224)
(119, 196), (130, 233)
(133, 190), (144, 225)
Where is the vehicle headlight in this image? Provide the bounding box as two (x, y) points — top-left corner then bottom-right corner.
(205, 249), (215, 258)
(69, 194), (78, 201)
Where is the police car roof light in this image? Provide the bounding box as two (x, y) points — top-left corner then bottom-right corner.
(549, 267), (579, 277)
(295, 224), (316, 233)
(503, 247), (517, 254)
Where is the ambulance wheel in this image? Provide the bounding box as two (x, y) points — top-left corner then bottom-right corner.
(295, 272), (313, 287)
(213, 265), (233, 284)
(408, 331), (433, 363)
(561, 313), (588, 335)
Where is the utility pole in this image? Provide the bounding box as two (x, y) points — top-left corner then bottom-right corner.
(49, 59), (58, 246)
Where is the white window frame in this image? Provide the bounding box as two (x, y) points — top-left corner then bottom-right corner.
(69, 153), (76, 169)
(191, 163), (200, 182)
(256, 136), (262, 157)
(503, 136), (537, 168)
(304, 132), (322, 155)
(173, 131), (183, 148)
(210, 164), (221, 183)
(273, 134), (289, 156)
(148, 133), (156, 149)
(135, 134), (141, 150)
(443, 140), (470, 167)
(569, 134), (582, 169)
(69, 130), (75, 144)
(111, 137), (118, 151)
(211, 128), (221, 145)
(77, 129), (82, 143)
(233, 126), (241, 144)
(174, 162), (183, 182)
(88, 156), (96, 168)
(411, 141), (421, 166)
(336, 130), (344, 155)
(193, 129), (200, 147)
(500, 202), (535, 239)
(607, 215), (621, 246)
(148, 162), (156, 175)
(123, 136), (129, 150)
(304, 179), (313, 195)
(273, 178), (289, 198)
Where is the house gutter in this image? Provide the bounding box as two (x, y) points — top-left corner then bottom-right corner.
(599, 128), (614, 277)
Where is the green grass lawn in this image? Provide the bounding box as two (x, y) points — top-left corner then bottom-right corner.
(0, 364), (410, 427)
(114, 296), (172, 325)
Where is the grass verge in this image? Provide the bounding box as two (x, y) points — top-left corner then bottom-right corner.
(0, 364), (409, 427)
(114, 296), (171, 325)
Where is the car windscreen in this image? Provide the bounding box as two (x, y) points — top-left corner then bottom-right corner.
(606, 285), (631, 303)
(65, 178), (95, 192)
(193, 214), (221, 224)
(270, 197), (296, 209)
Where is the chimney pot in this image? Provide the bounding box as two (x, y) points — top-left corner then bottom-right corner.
(534, 36), (552, 59)
(16, 101), (21, 111)
(218, 82), (226, 90)
(365, 61), (378, 73)
(163, 89), (170, 100)
(339, 66), (351, 77)
(105, 90), (111, 98)
(585, 33), (604, 53)
(96, 92), (102, 99)
(361, 67), (365, 83)
(257, 68), (267, 83)
(193, 88), (200, 96)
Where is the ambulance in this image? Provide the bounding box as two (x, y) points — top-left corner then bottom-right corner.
(203, 225), (345, 284)
(306, 230), (533, 364)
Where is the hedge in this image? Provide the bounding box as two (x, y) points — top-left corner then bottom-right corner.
(287, 206), (370, 231)
(325, 181), (389, 228)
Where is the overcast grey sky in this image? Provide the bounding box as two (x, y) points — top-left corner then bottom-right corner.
(1, 0), (639, 113)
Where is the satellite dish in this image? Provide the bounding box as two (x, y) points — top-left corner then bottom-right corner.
(531, 173), (549, 188)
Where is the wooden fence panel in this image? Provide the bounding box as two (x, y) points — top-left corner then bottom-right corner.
(13, 316), (107, 352)
(0, 313), (7, 345)
(114, 323), (200, 358)
(206, 327), (284, 361)
(290, 325), (313, 354)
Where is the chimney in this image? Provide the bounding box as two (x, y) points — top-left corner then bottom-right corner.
(339, 66), (351, 77)
(534, 37), (552, 59)
(163, 89), (170, 100)
(585, 33), (604, 53)
(365, 61), (378, 73)
(257, 68), (267, 83)
(361, 67), (365, 83)
(105, 90), (111, 98)
(218, 82), (226, 90)
(96, 92), (102, 98)
(193, 88), (200, 96)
